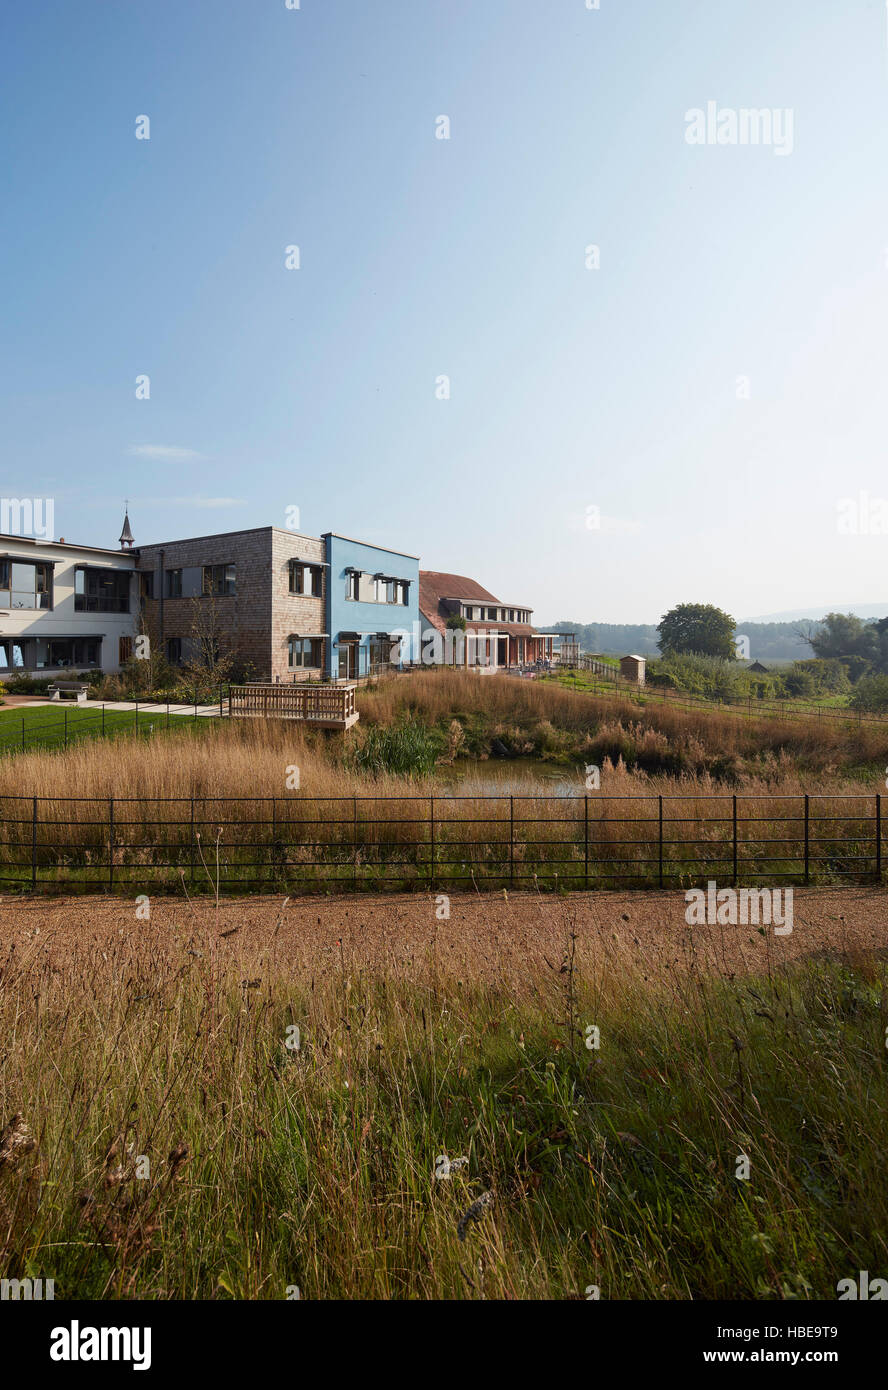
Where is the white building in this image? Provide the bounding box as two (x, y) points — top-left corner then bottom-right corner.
(0, 527), (136, 679)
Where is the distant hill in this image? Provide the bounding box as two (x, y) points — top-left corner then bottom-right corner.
(545, 622), (660, 655)
(545, 619), (818, 664)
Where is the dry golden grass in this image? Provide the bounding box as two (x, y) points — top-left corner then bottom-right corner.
(1, 889), (887, 1299)
(0, 720), (360, 802)
(361, 671), (888, 772)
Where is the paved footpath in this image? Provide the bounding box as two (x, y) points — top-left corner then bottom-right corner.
(2, 697), (225, 717)
(76, 698), (226, 717)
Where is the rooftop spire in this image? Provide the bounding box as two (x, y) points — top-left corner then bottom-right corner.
(119, 503), (134, 549)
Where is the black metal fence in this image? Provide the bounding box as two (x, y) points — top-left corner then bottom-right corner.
(0, 690), (227, 756)
(0, 792), (884, 896)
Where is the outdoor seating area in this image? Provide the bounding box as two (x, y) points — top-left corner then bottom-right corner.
(47, 681), (90, 703)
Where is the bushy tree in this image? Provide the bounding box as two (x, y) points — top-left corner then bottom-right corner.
(849, 673), (888, 712)
(783, 659), (850, 698)
(646, 652), (775, 701)
(807, 613), (878, 664)
(657, 604), (737, 660)
(182, 595), (236, 698)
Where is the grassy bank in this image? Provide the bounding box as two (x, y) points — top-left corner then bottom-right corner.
(1, 900), (884, 1299)
(357, 671), (888, 782)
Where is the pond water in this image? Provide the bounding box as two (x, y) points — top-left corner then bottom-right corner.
(434, 756), (586, 796)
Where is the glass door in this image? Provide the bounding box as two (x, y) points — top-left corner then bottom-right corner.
(338, 642), (356, 679)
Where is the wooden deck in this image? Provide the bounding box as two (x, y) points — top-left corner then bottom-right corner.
(229, 682), (359, 729)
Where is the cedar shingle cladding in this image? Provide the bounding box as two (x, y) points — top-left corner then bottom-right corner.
(270, 531), (326, 681)
(136, 527), (326, 681)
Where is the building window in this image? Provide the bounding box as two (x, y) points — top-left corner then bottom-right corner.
(0, 560), (53, 610)
(74, 567), (129, 613)
(203, 563), (236, 596)
(386, 579), (408, 605)
(369, 637), (398, 669)
(119, 636), (133, 664)
(0, 640), (26, 671)
(289, 562), (323, 596)
(165, 569), (183, 598)
(345, 571), (408, 604)
(288, 636), (323, 669)
(140, 572), (154, 600)
(34, 637), (100, 669)
(166, 637), (183, 665)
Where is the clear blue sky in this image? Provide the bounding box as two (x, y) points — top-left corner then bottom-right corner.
(2, 0), (887, 623)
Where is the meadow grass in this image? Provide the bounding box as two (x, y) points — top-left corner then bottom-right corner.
(358, 671), (888, 772)
(1, 898), (885, 1299)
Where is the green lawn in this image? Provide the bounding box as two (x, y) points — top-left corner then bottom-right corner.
(0, 702), (217, 754)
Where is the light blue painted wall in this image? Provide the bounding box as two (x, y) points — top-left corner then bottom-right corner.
(323, 533), (420, 679)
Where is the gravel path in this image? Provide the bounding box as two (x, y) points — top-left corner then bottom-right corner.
(1, 886), (886, 985)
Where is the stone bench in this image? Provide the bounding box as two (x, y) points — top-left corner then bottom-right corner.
(47, 681), (89, 703)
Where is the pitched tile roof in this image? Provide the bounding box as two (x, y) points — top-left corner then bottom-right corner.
(419, 570), (502, 633)
(420, 570), (499, 605)
(419, 569), (543, 640)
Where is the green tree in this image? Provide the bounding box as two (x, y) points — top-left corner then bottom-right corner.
(806, 613), (878, 664)
(657, 603), (737, 660)
(849, 673), (888, 712)
(445, 614), (467, 631)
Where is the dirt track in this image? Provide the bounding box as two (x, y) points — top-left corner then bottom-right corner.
(1, 887), (887, 985)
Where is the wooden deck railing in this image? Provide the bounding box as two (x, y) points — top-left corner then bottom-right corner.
(229, 683), (359, 728)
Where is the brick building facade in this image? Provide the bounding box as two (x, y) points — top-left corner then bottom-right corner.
(135, 527), (328, 682)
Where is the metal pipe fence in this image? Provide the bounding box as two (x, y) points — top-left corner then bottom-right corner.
(0, 792), (883, 896)
(0, 687), (228, 756)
